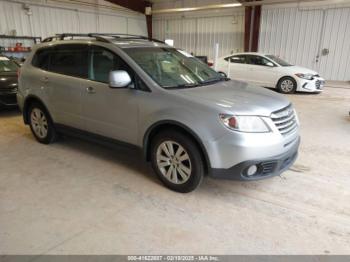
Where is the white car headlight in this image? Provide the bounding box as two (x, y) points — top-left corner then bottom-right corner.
(219, 114), (270, 133)
(295, 73), (313, 80)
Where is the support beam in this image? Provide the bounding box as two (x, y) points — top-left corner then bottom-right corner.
(146, 14), (153, 39)
(244, 2), (261, 52)
(105, 0), (149, 13)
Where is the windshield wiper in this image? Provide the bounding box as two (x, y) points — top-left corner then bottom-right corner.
(199, 77), (227, 85)
(164, 83), (199, 89)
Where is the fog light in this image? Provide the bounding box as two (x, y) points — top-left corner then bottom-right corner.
(246, 165), (258, 176)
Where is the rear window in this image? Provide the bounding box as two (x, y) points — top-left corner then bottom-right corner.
(32, 48), (51, 70)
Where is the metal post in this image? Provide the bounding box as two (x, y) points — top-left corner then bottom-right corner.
(214, 43), (219, 71)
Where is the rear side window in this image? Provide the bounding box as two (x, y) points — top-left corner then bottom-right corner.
(32, 48), (51, 70)
(49, 45), (88, 78)
(225, 55), (246, 64)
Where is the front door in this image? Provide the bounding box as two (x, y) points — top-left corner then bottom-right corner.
(245, 55), (278, 87)
(226, 55), (249, 81)
(81, 46), (139, 145)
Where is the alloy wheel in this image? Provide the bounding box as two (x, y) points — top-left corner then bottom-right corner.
(280, 79), (294, 93)
(156, 141), (192, 184)
(30, 108), (48, 139)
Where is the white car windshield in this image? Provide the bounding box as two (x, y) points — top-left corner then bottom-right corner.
(266, 55), (293, 67)
(124, 47), (225, 89)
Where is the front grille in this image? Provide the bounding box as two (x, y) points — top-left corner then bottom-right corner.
(315, 80), (325, 90)
(271, 105), (298, 136)
(0, 87), (17, 93)
(0, 95), (17, 105)
(316, 80), (321, 89)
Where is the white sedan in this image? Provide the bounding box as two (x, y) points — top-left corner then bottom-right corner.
(216, 52), (325, 94)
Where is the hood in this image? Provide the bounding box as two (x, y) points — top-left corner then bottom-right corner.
(288, 66), (318, 75)
(0, 72), (18, 90)
(174, 80), (290, 116)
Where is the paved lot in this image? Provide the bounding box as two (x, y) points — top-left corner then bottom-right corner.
(1, 86), (350, 255)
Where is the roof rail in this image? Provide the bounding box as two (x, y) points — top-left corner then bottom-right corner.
(94, 33), (165, 44)
(42, 33), (112, 43)
(41, 33), (165, 44)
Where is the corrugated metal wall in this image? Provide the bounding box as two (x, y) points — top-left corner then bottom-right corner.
(0, 0), (147, 38)
(153, 11), (245, 59)
(259, 4), (350, 81)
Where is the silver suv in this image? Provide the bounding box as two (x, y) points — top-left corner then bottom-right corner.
(17, 33), (300, 193)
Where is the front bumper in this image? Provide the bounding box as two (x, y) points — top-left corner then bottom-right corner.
(297, 77), (325, 92)
(209, 136), (300, 180)
(0, 93), (18, 107)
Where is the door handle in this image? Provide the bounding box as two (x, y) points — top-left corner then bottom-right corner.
(41, 77), (49, 83)
(86, 86), (96, 94)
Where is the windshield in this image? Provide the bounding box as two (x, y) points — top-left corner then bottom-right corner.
(266, 55), (293, 67)
(0, 58), (19, 73)
(124, 47), (224, 89)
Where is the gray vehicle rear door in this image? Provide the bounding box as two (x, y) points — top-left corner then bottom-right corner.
(46, 44), (88, 130)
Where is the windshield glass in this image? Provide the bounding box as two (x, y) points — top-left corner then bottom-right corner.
(266, 55), (293, 67)
(0, 58), (19, 72)
(124, 47), (224, 89)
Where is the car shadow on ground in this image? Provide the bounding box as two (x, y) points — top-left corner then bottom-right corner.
(23, 130), (237, 193)
(0, 107), (21, 118)
(38, 132), (160, 185)
(265, 87), (321, 96)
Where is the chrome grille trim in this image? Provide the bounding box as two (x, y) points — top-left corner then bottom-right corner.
(0, 87), (17, 93)
(271, 104), (298, 136)
(273, 113), (295, 125)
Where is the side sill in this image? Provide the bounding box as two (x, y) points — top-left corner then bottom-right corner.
(55, 123), (142, 152)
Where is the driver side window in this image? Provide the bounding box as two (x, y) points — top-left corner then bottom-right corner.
(247, 55), (273, 67)
(89, 46), (132, 83)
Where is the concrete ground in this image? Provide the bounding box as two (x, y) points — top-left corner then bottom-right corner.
(1, 85), (350, 255)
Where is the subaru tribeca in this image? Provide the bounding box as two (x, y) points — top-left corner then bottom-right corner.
(17, 34), (300, 193)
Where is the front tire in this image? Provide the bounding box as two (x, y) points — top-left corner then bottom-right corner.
(28, 102), (57, 144)
(150, 131), (204, 193)
(277, 76), (297, 94)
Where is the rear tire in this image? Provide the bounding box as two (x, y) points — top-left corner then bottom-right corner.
(277, 76), (297, 94)
(150, 130), (204, 193)
(28, 102), (57, 144)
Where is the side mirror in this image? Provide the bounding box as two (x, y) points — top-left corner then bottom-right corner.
(109, 70), (132, 88)
(266, 62), (275, 67)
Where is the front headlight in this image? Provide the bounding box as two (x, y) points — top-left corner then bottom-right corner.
(219, 114), (270, 133)
(295, 73), (313, 80)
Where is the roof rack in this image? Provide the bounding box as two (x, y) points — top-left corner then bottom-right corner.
(42, 33), (165, 44)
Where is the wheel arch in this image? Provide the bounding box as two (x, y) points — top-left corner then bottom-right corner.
(276, 75), (298, 88)
(23, 95), (51, 125)
(143, 120), (211, 175)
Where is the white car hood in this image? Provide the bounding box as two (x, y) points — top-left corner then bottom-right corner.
(287, 65), (318, 75)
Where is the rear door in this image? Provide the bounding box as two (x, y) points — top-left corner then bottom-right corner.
(245, 55), (278, 87)
(45, 44), (88, 129)
(226, 55), (249, 81)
